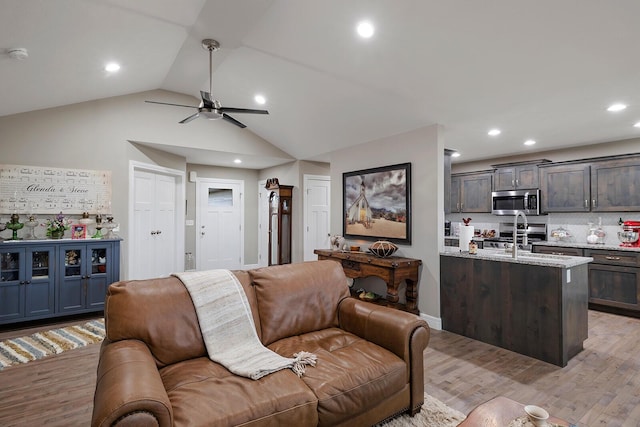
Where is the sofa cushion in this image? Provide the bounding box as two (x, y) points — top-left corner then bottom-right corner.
(160, 357), (318, 427)
(105, 271), (260, 367)
(269, 328), (407, 426)
(249, 260), (350, 346)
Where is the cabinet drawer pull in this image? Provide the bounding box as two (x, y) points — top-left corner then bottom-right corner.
(552, 252), (564, 256)
(592, 198), (597, 208)
(605, 256), (622, 260)
(584, 199), (588, 208)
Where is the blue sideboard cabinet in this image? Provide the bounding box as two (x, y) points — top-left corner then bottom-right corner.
(0, 238), (121, 325)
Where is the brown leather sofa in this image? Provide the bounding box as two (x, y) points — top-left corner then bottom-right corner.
(92, 260), (430, 427)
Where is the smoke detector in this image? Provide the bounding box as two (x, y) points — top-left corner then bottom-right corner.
(7, 48), (28, 60)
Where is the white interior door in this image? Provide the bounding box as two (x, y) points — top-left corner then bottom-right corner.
(153, 174), (177, 277)
(197, 179), (243, 270)
(304, 175), (331, 261)
(132, 170), (155, 279)
(130, 165), (182, 280)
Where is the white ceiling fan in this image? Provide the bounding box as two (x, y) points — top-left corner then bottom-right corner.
(145, 38), (268, 128)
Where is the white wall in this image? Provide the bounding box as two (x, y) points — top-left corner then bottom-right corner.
(328, 125), (444, 320)
(0, 89), (287, 278)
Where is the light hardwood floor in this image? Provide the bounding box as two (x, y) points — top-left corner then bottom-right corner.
(0, 310), (638, 426)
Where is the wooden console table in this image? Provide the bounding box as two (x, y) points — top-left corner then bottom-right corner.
(314, 249), (421, 314)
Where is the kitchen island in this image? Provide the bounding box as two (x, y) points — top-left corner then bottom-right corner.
(440, 248), (592, 366)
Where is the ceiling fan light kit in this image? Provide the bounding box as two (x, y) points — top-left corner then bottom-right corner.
(145, 38), (268, 128)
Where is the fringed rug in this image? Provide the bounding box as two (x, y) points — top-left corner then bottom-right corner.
(0, 318), (105, 370)
(377, 393), (467, 427)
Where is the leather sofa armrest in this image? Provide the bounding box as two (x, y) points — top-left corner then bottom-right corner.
(338, 298), (430, 415)
(92, 340), (173, 427)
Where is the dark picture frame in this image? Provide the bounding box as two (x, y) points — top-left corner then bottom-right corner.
(343, 162), (411, 244)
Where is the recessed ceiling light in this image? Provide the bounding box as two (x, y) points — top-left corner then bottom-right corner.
(254, 94), (266, 105)
(607, 103), (627, 112)
(524, 139), (536, 146)
(234, 159), (242, 164)
(634, 121), (640, 128)
(451, 151), (461, 158)
(105, 62), (120, 72)
(356, 21), (375, 38)
(488, 129), (501, 136)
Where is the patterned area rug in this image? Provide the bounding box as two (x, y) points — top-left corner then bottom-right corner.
(0, 318), (105, 370)
(377, 393), (467, 427)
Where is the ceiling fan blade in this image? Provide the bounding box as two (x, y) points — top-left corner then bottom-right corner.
(218, 107), (269, 115)
(200, 91), (214, 108)
(222, 113), (247, 128)
(145, 100), (198, 109)
(179, 112), (200, 124)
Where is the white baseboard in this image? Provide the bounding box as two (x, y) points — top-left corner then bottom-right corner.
(419, 312), (442, 331)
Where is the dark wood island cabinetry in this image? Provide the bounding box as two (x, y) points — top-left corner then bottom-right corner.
(440, 250), (591, 366)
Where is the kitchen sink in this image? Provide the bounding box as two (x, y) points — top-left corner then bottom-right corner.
(481, 250), (569, 260)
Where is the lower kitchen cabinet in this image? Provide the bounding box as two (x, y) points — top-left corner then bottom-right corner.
(532, 245), (584, 257)
(0, 239), (120, 325)
(533, 244), (640, 317)
(585, 248), (640, 316)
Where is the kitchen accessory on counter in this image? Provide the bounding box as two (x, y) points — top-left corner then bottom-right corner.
(619, 221), (640, 247)
(587, 218), (606, 245)
(550, 226), (572, 242)
(459, 225), (474, 251)
(444, 220), (451, 236)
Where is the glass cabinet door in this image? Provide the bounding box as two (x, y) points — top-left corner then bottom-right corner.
(63, 248), (83, 278)
(91, 247), (109, 275)
(1, 251), (22, 282)
(30, 250), (51, 280)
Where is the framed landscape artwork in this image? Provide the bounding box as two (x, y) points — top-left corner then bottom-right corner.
(343, 162), (411, 244)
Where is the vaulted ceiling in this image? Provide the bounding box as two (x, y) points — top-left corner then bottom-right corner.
(3, 0), (640, 167)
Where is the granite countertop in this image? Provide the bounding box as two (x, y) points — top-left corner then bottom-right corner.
(532, 240), (640, 252)
(441, 247), (593, 268)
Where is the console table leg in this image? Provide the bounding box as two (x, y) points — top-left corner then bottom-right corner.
(405, 279), (418, 311)
(386, 281), (400, 304)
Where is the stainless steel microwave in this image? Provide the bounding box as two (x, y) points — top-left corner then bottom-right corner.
(491, 189), (542, 216)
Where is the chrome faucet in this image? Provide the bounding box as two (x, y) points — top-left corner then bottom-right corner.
(512, 210), (528, 259)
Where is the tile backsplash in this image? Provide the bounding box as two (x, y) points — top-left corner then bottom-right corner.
(446, 212), (638, 246)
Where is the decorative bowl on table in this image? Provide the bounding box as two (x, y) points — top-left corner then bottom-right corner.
(368, 240), (398, 258)
(618, 230), (639, 245)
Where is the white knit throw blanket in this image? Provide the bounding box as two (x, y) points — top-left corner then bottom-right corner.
(172, 269), (316, 380)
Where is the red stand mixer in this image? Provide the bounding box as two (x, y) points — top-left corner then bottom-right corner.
(619, 221), (640, 247)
